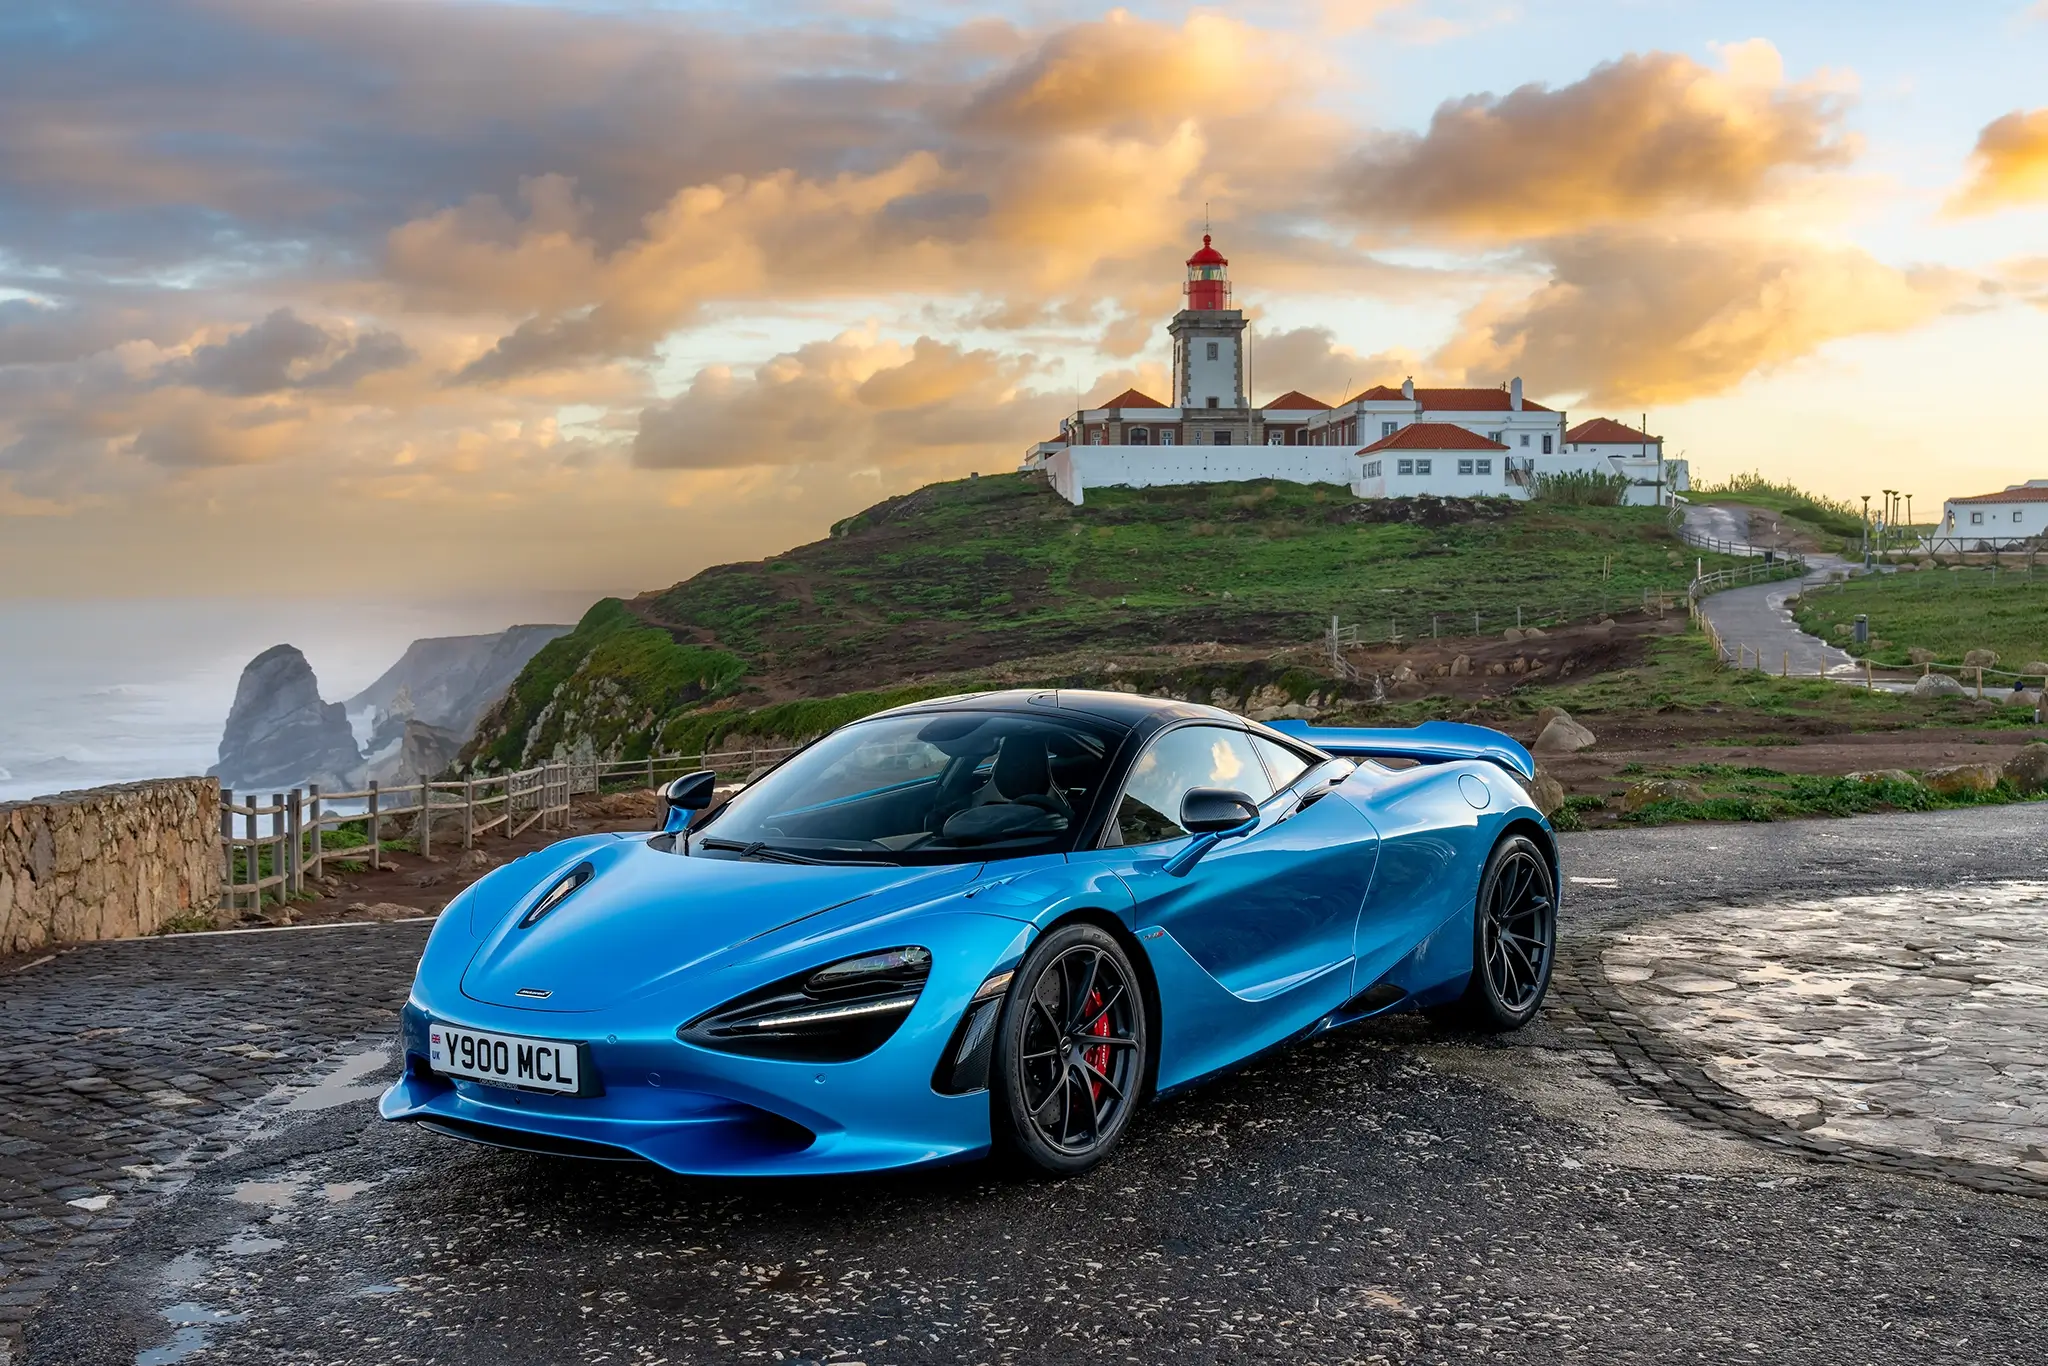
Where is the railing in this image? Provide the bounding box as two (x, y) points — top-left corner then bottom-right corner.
(217, 743), (803, 911)
(1686, 556), (1810, 665)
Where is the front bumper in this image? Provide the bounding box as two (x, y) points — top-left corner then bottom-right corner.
(379, 914), (1035, 1176)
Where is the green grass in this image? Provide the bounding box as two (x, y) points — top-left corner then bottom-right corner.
(472, 474), (1744, 765)
(1793, 567), (2048, 671)
(1608, 766), (2034, 826)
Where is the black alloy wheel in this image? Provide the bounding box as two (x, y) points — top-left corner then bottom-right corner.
(1432, 833), (1557, 1031)
(993, 923), (1148, 1176)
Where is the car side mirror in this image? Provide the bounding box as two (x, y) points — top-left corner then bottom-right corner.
(1163, 788), (1261, 878)
(1180, 787), (1260, 834)
(661, 770), (717, 833)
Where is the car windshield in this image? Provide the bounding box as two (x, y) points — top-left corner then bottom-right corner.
(692, 710), (1119, 863)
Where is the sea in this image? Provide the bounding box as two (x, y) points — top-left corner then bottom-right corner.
(0, 593), (603, 804)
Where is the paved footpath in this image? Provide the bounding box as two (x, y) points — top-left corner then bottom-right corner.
(12, 811), (2048, 1365)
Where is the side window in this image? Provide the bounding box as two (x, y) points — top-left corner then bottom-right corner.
(1111, 727), (1273, 847)
(1251, 737), (1310, 791)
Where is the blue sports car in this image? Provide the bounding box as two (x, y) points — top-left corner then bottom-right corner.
(380, 689), (1559, 1176)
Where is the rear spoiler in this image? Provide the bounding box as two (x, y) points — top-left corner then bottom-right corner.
(1266, 719), (1535, 781)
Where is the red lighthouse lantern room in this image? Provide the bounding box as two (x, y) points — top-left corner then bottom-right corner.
(1185, 234), (1230, 310)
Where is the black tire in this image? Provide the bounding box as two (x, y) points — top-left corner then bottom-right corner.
(1430, 833), (1557, 1032)
(991, 922), (1148, 1177)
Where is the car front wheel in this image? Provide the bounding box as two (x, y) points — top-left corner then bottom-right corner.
(992, 922), (1148, 1176)
(1433, 832), (1557, 1031)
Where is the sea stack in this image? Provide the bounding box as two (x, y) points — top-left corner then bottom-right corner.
(210, 644), (364, 792)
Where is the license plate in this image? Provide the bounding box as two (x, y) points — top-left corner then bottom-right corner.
(430, 1023), (583, 1094)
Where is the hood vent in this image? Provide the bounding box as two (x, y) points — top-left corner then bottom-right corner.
(519, 862), (595, 929)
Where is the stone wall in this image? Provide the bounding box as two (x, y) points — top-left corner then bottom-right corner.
(0, 778), (222, 953)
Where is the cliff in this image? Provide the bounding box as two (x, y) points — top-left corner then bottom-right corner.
(347, 623), (571, 747)
(209, 645), (363, 793)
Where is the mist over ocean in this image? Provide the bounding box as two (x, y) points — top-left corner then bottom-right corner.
(0, 592), (602, 804)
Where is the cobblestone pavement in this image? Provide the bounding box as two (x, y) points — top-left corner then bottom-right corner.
(1602, 882), (2048, 1178)
(13, 809), (2048, 1364)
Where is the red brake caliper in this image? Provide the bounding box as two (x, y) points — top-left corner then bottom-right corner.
(1082, 988), (1112, 1099)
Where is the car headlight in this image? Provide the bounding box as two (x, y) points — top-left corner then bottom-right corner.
(677, 946), (933, 1063)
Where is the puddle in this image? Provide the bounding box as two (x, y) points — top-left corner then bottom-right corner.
(322, 1181), (376, 1204)
(224, 1233), (284, 1256)
(135, 1303), (249, 1366)
(229, 1177), (302, 1209)
(161, 1251), (209, 1288)
(286, 1046), (394, 1112)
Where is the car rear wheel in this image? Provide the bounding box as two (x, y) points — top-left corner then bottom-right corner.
(1431, 833), (1556, 1032)
(992, 923), (1148, 1177)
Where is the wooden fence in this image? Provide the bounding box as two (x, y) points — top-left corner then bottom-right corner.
(1685, 556), (1810, 665)
(217, 744), (801, 911)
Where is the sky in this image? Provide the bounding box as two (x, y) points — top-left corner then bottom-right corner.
(2, 0), (2045, 602)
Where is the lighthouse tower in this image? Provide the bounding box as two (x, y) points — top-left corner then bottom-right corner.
(1168, 235), (1247, 417)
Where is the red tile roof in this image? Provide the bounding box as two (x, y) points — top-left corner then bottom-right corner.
(1354, 384), (1553, 413)
(1094, 387), (1168, 410)
(1566, 417), (1657, 445)
(1950, 485), (2048, 504)
(1358, 423), (1507, 454)
(1260, 390), (1330, 411)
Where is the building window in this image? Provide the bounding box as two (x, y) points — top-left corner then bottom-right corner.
(1089, 429), (1103, 445)
(2017, 511), (2026, 523)
(1458, 459), (1474, 475)
(1214, 430), (1231, 445)
(1416, 459), (1432, 475)
(1159, 429), (1175, 445)
(1268, 432), (1283, 445)
(1206, 395), (1219, 409)
(1397, 459), (1414, 476)
(1205, 342), (1219, 360)
(1970, 512), (1983, 524)
(1542, 434), (1553, 454)
(1381, 421), (1398, 438)
(1476, 458), (1492, 475)
(1520, 433), (1530, 447)
(1130, 427), (1149, 446)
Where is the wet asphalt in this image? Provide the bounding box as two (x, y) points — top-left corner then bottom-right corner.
(23, 805), (2048, 1366)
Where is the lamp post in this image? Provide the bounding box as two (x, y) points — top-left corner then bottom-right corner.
(1881, 487), (1896, 554)
(1861, 494), (1871, 564)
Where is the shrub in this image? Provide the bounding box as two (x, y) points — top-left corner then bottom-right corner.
(1530, 471), (1631, 505)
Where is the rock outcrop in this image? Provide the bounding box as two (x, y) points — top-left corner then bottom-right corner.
(2004, 744), (2048, 795)
(1620, 778), (1705, 813)
(1963, 649), (1999, 669)
(1911, 673), (1965, 699)
(1533, 710), (1596, 754)
(210, 645), (363, 793)
(348, 624), (572, 753)
(1921, 763), (2001, 797)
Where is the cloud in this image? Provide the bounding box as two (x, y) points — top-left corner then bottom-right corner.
(633, 330), (1060, 472)
(1249, 326), (1414, 404)
(1437, 232), (1971, 404)
(1338, 44), (1853, 239)
(1947, 108), (2048, 215)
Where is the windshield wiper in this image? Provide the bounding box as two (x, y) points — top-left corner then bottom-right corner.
(696, 837), (893, 866)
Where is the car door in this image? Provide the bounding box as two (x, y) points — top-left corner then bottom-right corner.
(1096, 724), (1377, 1007)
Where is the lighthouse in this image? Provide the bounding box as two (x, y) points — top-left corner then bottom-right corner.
(1168, 235), (1247, 417)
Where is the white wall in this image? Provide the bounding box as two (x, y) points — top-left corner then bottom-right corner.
(1182, 335), (1241, 409)
(1943, 498), (2048, 541)
(1045, 445), (1355, 505)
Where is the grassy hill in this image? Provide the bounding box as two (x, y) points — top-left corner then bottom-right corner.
(1794, 566), (2048, 671)
(469, 473), (1736, 769)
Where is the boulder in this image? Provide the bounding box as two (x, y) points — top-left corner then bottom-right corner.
(2004, 743), (2048, 795)
(1502, 627), (1525, 642)
(1907, 647), (1937, 666)
(2023, 662), (2048, 679)
(1508, 656), (1528, 675)
(1620, 778), (1705, 813)
(2006, 685), (2036, 708)
(1911, 672), (1966, 699)
(1844, 769), (1917, 787)
(1921, 762), (2002, 797)
(1524, 769), (1567, 816)
(1390, 663), (1417, 684)
(1485, 662), (1509, 676)
(1533, 714), (1596, 755)
(1963, 648), (1999, 669)
(1533, 705), (1569, 733)
(1522, 626), (1548, 639)
(209, 644), (364, 792)
(1448, 654), (1472, 678)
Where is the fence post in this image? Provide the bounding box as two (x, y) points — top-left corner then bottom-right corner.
(1515, 606), (1522, 628)
(220, 788), (236, 915)
(287, 788), (303, 896)
(420, 782), (433, 859)
(368, 781), (382, 871)
(1782, 651), (1788, 677)
(247, 799), (262, 908)
(308, 784), (322, 886)
(1976, 667), (1984, 700)
(1472, 611), (1480, 633)
(271, 793), (286, 903)
(463, 778), (476, 850)
(1865, 660), (1874, 691)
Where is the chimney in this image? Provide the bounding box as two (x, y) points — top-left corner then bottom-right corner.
(1401, 376), (1415, 401)
(1510, 377), (1523, 411)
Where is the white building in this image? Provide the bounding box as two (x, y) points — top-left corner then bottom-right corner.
(1940, 480), (2048, 545)
(1027, 235), (1689, 507)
